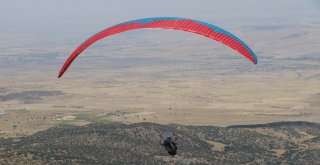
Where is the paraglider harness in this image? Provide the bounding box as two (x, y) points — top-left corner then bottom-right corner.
(160, 133), (177, 156)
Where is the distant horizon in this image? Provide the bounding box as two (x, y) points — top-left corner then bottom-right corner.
(1, 0), (319, 31)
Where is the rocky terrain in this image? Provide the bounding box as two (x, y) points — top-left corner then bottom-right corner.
(0, 121), (319, 164)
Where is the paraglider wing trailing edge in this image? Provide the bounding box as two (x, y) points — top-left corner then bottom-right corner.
(58, 17), (258, 78)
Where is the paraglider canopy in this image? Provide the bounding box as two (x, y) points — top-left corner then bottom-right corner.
(58, 17), (257, 78)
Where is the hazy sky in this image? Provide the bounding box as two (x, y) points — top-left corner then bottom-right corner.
(1, 0), (319, 33)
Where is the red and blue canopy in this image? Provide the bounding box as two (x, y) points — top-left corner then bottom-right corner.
(58, 17), (257, 78)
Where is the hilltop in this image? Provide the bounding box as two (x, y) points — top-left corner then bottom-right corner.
(0, 121), (319, 164)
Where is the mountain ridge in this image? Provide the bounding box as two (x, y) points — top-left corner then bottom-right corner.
(0, 121), (319, 164)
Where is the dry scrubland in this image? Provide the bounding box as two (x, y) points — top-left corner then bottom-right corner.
(1, 122), (320, 164)
(0, 20), (320, 137)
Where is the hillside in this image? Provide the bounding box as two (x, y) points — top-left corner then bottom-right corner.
(0, 121), (319, 164)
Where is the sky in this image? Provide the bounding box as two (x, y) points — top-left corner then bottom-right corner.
(1, 0), (319, 33)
